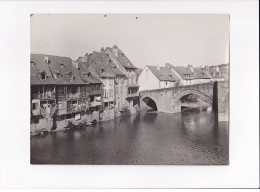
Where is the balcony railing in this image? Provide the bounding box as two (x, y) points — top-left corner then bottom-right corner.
(67, 104), (88, 113)
(127, 92), (139, 98)
(58, 93), (88, 100)
(89, 101), (102, 107)
(88, 89), (103, 95)
(32, 93), (55, 100)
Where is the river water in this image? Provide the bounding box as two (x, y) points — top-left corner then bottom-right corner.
(31, 109), (229, 165)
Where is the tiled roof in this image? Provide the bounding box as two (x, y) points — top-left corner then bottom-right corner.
(84, 51), (127, 78)
(106, 47), (137, 69)
(193, 67), (211, 79)
(78, 62), (102, 84)
(147, 66), (177, 82)
(30, 53), (85, 85)
(166, 63), (211, 80)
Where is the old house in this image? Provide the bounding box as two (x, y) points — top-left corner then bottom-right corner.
(138, 65), (177, 91)
(165, 63), (212, 86)
(30, 53), (98, 134)
(77, 51), (117, 121)
(105, 45), (140, 113)
(208, 64), (229, 81)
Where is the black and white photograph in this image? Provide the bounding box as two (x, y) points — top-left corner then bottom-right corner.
(0, 0), (259, 189)
(30, 14), (230, 165)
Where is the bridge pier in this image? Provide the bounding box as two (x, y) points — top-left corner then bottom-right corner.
(213, 81), (229, 122)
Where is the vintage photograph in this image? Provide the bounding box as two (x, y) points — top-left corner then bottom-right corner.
(30, 14), (229, 165)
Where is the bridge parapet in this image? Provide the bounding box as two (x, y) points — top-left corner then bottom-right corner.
(140, 82), (214, 100)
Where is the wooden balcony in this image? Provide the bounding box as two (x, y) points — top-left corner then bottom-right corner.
(89, 101), (102, 107)
(88, 89), (103, 96)
(67, 104), (88, 113)
(58, 92), (89, 100)
(126, 92), (139, 98)
(32, 93), (55, 100)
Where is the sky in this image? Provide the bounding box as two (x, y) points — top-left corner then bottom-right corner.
(31, 14), (229, 69)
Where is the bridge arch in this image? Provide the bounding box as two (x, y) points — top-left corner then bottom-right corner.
(173, 89), (213, 105)
(140, 95), (158, 111)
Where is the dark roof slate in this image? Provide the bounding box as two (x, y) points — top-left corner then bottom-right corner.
(30, 53), (85, 85)
(147, 66), (177, 82)
(106, 47), (137, 69)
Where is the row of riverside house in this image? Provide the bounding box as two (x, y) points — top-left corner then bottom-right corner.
(138, 63), (229, 91)
(30, 45), (139, 135)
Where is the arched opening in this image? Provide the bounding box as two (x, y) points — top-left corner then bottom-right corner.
(141, 97), (158, 111)
(177, 92), (212, 113)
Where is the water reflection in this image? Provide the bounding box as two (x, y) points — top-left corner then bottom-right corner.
(31, 109), (229, 165)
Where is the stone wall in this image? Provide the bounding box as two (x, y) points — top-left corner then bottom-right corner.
(216, 81), (229, 121)
(101, 109), (115, 121)
(140, 82), (214, 114)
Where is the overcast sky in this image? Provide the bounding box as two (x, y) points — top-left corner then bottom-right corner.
(31, 14), (229, 69)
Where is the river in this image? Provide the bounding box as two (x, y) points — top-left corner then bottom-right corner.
(31, 109), (229, 165)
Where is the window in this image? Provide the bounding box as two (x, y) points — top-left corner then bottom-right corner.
(69, 74), (74, 82)
(32, 103), (37, 110)
(54, 73), (61, 79)
(104, 102), (108, 108)
(41, 72), (47, 80)
(166, 81), (168, 85)
(146, 69), (149, 79)
(109, 89), (113, 97)
(90, 96), (94, 102)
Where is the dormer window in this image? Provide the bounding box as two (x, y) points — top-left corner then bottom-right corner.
(100, 69), (105, 73)
(54, 73), (61, 79)
(60, 64), (64, 68)
(40, 71), (47, 80)
(69, 74), (74, 82)
(31, 61), (35, 66)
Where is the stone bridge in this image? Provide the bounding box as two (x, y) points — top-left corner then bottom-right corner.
(139, 81), (229, 121)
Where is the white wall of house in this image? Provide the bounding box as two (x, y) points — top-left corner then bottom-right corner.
(194, 78), (212, 84)
(159, 81), (175, 89)
(138, 66), (160, 91)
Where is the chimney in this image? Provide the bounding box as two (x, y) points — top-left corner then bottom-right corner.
(204, 65), (209, 72)
(100, 47), (105, 52)
(188, 65), (194, 72)
(216, 66), (220, 72)
(44, 56), (49, 64)
(112, 45), (119, 57)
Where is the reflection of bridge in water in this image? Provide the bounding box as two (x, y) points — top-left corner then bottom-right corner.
(139, 81), (229, 122)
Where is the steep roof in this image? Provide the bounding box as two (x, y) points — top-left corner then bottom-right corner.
(147, 66), (177, 82)
(85, 51), (127, 78)
(30, 53), (85, 85)
(86, 52), (116, 78)
(106, 47), (137, 69)
(77, 62), (102, 84)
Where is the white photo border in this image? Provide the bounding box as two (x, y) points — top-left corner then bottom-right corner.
(0, 0), (259, 188)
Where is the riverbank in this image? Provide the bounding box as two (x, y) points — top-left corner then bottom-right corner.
(31, 105), (140, 136)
